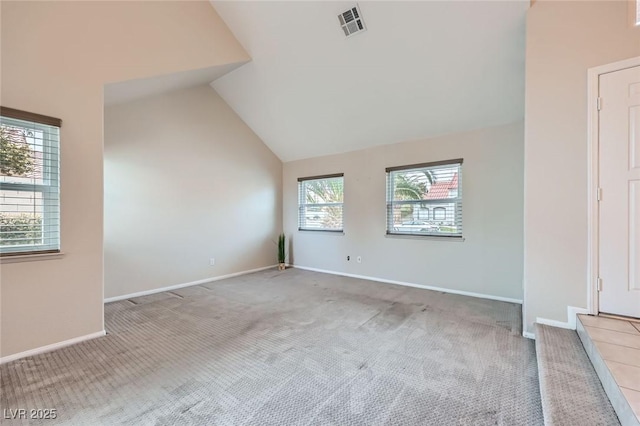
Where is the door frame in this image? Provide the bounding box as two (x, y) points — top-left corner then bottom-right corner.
(587, 56), (640, 315)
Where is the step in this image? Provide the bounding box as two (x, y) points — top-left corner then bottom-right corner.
(535, 323), (620, 425)
(577, 315), (640, 426)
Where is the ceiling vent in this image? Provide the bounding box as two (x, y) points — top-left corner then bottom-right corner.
(338, 5), (366, 38)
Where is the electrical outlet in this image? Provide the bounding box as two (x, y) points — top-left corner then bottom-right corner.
(357, 256), (362, 263)
(209, 258), (215, 266)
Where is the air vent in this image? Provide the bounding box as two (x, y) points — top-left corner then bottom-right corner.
(338, 5), (366, 38)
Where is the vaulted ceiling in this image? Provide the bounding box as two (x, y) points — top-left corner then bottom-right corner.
(211, 1), (528, 162)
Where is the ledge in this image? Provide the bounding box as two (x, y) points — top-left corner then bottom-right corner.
(385, 233), (465, 242)
(0, 252), (65, 264)
(298, 229), (345, 235)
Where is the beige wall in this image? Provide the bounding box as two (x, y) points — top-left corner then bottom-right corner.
(0, 1), (249, 358)
(283, 122), (525, 301)
(104, 85), (282, 299)
(524, 1), (640, 333)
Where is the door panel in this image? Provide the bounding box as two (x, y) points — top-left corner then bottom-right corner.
(631, 181), (640, 291)
(599, 65), (640, 318)
(633, 106), (640, 169)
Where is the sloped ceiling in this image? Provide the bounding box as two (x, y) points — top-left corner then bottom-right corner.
(211, 1), (528, 162)
(104, 62), (248, 106)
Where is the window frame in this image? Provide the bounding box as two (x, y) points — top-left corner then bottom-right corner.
(297, 173), (344, 233)
(385, 159), (463, 238)
(0, 107), (61, 257)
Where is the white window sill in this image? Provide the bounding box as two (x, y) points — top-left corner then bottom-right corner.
(385, 233), (465, 242)
(298, 229), (345, 235)
(0, 252), (65, 264)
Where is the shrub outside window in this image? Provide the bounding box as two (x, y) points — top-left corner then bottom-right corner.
(386, 159), (462, 237)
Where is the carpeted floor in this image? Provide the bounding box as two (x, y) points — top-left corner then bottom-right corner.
(1, 268), (543, 425)
(535, 324), (619, 426)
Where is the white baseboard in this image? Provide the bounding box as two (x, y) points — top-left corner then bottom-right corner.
(567, 306), (589, 328)
(522, 331), (535, 340)
(293, 265), (523, 304)
(104, 264), (278, 303)
(536, 305), (589, 330)
(0, 330), (106, 365)
(536, 317), (573, 329)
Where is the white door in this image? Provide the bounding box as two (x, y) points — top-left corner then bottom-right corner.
(599, 65), (640, 318)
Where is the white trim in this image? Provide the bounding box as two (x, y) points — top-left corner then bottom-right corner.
(536, 317), (574, 330)
(587, 61), (600, 316)
(293, 265), (523, 304)
(522, 277), (529, 338)
(104, 264), (278, 303)
(587, 56), (640, 316)
(536, 305), (590, 331)
(522, 331), (535, 340)
(0, 330), (106, 365)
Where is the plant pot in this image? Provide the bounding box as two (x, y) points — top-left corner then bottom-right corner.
(278, 263), (286, 271)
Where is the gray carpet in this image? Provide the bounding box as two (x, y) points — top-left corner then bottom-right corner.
(535, 323), (619, 426)
(1, 268), (542, 425)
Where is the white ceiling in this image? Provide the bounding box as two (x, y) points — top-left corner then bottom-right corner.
(211, 1), (528, 162)
(104, 61), (247, 106)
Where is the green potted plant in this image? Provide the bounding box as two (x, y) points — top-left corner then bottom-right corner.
(277, 233), (287, 270)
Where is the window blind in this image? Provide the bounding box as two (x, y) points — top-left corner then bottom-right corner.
(0, 107), (61, 255)
(298, 174), (344, 232)
(386, 159), (462, 237)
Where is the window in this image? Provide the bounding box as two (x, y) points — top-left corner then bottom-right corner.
(631, 0), (640, 26)
(434, 207), (446, 221)
(418, 207), (430, 221)
(1, 107), (61, 256)
(298, 174), (344, 232)
(386, 159), (462, 237)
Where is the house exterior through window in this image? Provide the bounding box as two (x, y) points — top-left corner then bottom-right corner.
(386, 159), (463, 237)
